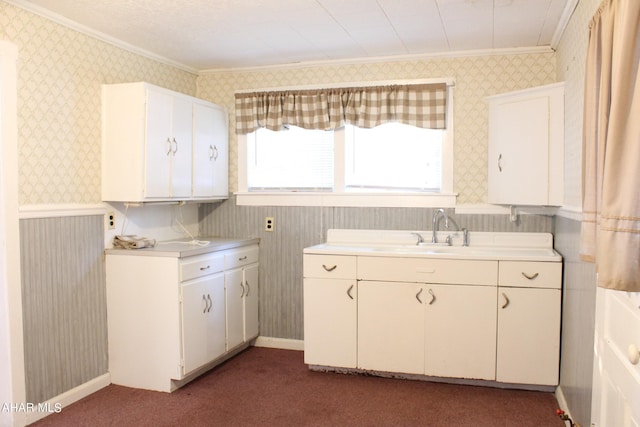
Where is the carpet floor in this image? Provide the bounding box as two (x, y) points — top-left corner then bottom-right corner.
(31, 347), (565, 426)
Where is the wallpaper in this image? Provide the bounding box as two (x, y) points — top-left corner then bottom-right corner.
(0, 2), (198, 205)
(198, 53), (557, 204)
(2, 0), (556, 206)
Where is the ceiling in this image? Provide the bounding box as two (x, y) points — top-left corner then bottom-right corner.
(13, 0), (575, 71)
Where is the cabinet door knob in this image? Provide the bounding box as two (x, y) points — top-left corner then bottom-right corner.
(501, 292), (510, 309)
(428, 288), (436, 305)
(347, 284), (354, 300)
(628, 344), (640, 365)
(322, 264), (337, 272)
(521, 272), (539, 280)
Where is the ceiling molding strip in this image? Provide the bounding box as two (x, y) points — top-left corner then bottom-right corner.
(550, 0), (581, 49)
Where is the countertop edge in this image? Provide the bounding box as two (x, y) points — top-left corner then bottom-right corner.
(105, 237), (260, 258)
(303, 245), (563, 262)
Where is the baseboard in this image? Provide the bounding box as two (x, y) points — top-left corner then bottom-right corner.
(555, 386), (575, 422)
(253, 336), (304, 351)
(25, 373), (111, 425)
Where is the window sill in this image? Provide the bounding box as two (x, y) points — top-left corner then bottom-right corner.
(234, 192), (457, 208)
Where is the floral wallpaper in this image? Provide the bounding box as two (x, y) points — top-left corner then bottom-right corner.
(2, 0), (557, 206)
(1, 1), (197, 205)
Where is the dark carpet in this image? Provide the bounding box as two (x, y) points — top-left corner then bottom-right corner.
(31, 347), (565, 426)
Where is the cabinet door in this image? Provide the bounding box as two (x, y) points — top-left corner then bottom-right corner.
(243, 264), (259, 341)
(303, 278), (357, 368)
(181, 272), (226, 375)
(488, 95), (549, 205)
(170, 95), (193, 198)
(145, 89), (173, 198)
(225, 268), (244, 351)
(496, 287), (561, 385)
(193, 103), (228, 198)
(424, 284), (497, 380)
(358, 281), (424, 374)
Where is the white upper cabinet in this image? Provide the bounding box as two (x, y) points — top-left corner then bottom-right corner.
(192, 101), (229, 199)
(102, 82), (229, 202)
(487, 82), (564, 206)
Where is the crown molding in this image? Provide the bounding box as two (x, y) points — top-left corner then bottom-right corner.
(5, 0), (199, 75)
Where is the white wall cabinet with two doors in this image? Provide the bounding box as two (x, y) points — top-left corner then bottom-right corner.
(102, 82), (228, 202)
(106, 241), (259, 392)
(303, 253), (562, 387)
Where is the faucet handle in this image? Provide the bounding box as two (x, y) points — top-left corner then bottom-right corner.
(411, 232), (425, 245)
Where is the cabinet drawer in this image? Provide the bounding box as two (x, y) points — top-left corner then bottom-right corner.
(358, 257), (497, 285)
(304, 255), (357, 279)
(499, 261), (561, 289)
(180, 252), (224, 282)
(224, 245), (259, 270)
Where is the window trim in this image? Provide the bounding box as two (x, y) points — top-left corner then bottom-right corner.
(236, 78), (456, 207)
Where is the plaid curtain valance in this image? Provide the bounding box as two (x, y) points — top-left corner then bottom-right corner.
(234, 83), (447, 134)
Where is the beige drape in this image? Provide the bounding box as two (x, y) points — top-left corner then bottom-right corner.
(234, 83), (447, 134)
(581, 0), (640, 291)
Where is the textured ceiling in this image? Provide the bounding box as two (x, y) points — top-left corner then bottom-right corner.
(12, 0), (574, 71)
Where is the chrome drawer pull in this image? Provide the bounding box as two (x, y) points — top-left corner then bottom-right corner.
(240, 281), (245, 298)
(200, 265), (210, 271)
(521, 272), (539, 280)
(239, 256), (248, 261)
(207, 294), (212, 313)
(202, 294), (207, 313)
(245, 280), (250, 296)
(428, 289), (436, 305)
(322, 264), (337, 272)
(415, 288), (423, 304)
(501, 292), (510, 309)
(347, 284), (354, 300)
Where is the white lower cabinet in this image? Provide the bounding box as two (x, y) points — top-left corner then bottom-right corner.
(358, 281), (424, 374)
(357, 281), (497, 379)
(225, 246), (260, 351)
(303, 253), (562, 387)
(304, 278), (357, 368)
(106, 242), (259, 392)
(496, 260), (562, 386)
(181, 272), (226, 375)
(303, 254), (357, 368)
(424, 284), (497, 380)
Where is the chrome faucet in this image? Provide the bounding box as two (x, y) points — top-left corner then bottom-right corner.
(431, 209), (449, 244)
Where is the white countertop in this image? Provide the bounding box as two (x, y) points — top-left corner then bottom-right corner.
(105, 237), (260, 258)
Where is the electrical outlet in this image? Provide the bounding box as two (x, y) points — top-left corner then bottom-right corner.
(106, 212), (116, 230)
(265, 216), (274, 232)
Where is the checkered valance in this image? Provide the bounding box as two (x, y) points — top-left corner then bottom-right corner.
(234, 83), (447, 134)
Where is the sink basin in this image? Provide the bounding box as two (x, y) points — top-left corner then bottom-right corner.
(371, 245), (557, 257)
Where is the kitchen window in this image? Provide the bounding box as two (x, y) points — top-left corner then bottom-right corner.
(236, 79), (455, 207)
